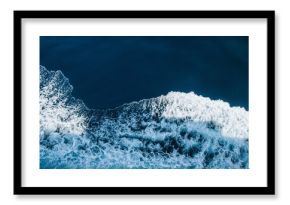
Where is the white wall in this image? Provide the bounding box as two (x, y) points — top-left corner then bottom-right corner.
(0, 0), (287, 204)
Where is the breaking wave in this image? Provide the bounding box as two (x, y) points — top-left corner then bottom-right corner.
(40, 65), (249, 169)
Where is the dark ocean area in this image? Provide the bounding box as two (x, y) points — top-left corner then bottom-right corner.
(40, 36), (248, 110)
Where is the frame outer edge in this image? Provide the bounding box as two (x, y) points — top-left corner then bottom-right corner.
(13, 10), (275, 195)
(13, 11), (23, 194)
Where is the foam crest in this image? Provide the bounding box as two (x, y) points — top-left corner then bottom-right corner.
(40, 66), (88, 135)
(157, 92), (248, 139)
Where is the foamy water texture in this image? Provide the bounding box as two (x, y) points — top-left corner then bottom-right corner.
(40, 66), (249, 169)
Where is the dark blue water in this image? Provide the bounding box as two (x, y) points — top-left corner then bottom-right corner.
(40, 36), (248, 110)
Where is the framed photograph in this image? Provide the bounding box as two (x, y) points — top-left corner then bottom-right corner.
(14, 11), (275, 195)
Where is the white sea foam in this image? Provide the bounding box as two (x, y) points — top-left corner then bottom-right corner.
(40, 65), (87, 135)
(155, 92), (248, 139)
(39, 66), (249, 169)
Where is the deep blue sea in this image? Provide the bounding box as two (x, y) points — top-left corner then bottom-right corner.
(40, 36), (248, 110)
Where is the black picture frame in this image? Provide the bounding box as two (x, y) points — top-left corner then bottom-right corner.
(14, 10), (275, 195)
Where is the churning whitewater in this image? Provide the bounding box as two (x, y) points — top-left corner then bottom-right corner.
(40, 66), (249, 169)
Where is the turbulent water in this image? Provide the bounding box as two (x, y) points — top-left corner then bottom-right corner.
(40, 65), (249, 169)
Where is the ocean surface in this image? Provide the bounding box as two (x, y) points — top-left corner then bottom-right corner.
(40, 36), (249, 110)
(40, 65), (249, 169)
